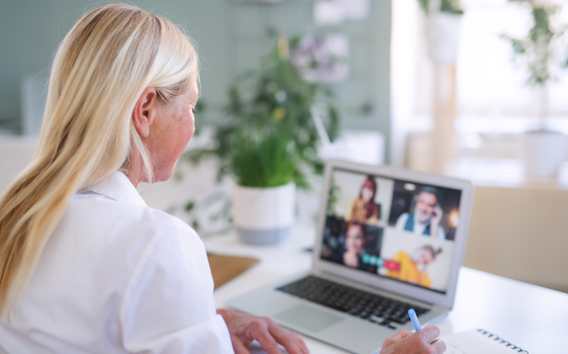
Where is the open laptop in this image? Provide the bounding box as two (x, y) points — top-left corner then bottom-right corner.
(227, 159), (473, 354)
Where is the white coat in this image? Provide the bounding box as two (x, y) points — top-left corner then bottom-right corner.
(0, 172), (234, 353)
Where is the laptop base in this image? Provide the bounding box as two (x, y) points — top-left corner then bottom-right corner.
(227, 270), (449, 354)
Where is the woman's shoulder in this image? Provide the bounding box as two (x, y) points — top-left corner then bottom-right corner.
(140, 205), (195, 236)
(71, 192), (195, 234)
(72, 172), (198, 239)
(63, 193), (202, 264)
(392, 251), (407, 261)
(52, 195), (210, 304)
(18, 193), (212, 352)
(350, 197), (363, 204)
(349, 197), (364, 209)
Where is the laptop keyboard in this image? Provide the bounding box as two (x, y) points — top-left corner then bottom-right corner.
(277, 276), (430, 329)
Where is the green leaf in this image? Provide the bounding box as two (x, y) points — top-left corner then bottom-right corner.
(184, 201), (195, 212)
(418, 0), (463, 15)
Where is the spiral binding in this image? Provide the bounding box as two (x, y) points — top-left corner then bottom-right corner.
(477, 329), (529, 353)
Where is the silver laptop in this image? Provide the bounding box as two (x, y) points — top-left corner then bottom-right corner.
(227, 159), (473, 354)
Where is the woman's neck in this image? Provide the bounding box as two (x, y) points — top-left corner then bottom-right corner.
(123, 153), (144, 188)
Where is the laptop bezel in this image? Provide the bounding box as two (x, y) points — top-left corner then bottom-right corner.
(312, 159), (473, 309)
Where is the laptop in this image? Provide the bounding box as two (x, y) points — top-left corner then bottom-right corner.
(227, 159), (473, 354)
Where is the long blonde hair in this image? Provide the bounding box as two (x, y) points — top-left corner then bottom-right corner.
(0, 4), (199, 315)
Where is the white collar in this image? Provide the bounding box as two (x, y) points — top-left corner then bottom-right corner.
(85, 171), (147, 207)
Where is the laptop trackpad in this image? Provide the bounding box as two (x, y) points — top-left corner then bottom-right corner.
(273, 304), (344, 333)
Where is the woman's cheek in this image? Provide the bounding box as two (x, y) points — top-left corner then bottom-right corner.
(181, 114), (195, 144)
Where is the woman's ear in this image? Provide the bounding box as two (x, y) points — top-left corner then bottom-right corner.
(132, 87), (158, 138)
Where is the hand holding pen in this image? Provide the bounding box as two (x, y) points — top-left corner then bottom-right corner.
(378, 309), (446, 354)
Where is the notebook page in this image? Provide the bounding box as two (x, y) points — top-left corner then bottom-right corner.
(441, 329), (524, 354)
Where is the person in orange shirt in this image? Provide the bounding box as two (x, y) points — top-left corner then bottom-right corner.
(385, 245), (442, 288)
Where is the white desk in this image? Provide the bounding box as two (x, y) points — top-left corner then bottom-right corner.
(206, 224), (568, 353)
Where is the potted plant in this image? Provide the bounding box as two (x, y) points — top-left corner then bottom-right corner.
(419, 0), (464, 65)
(502, 1), (568, 180)
(187, 33), (339, 244)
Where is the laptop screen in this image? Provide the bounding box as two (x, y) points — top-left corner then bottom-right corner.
(320, 167), (462, 294)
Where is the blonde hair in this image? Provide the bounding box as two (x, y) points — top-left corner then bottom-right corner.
(0, 3), (199, 315)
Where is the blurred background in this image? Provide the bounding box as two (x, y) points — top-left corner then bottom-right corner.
(1, 0), (567, 293)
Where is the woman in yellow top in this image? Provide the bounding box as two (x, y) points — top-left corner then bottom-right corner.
(345, 176), (380, 225)
(385, 245), (442, 288)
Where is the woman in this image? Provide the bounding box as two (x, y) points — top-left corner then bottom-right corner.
(386, 245), (443, 288)
(0, 4), (445, 354)
(332, 223), (369, 270)
(345, 176), (381, 225)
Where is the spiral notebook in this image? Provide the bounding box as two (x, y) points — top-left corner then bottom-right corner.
(441, 329), (529, 354)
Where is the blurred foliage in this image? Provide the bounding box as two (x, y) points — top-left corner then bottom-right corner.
(185, 30), (340, 189)
(326, 177), (341, 214)
(502, 2), (568, 86)
(231, 126), (306, 188)
(418, 0), (464, 15)
(176, 191), (232, 235)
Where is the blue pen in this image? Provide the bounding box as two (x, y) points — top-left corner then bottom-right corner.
(408, 309), (422, 331)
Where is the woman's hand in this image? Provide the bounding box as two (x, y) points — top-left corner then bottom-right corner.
(380, 324), (446, 354)
(217, 309), (309, 354)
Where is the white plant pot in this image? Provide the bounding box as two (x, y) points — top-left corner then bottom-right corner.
(425, 13), (462, 65)
(521, 131), (568, 180)
(232, 183), (295, 245)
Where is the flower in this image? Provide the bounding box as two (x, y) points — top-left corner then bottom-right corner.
(272, 107), (287, 121)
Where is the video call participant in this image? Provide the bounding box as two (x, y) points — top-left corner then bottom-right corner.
(385, 246), (443, 288)
(395, 186), (446, 240)
(331, 223), (371, 270)
(345, 175), (381, 225)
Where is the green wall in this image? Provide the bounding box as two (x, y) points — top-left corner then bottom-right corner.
(0, 0), (391, 158)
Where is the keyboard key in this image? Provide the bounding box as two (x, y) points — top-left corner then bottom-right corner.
(388, 316), (409, 324)
(370, 315), (384, 322)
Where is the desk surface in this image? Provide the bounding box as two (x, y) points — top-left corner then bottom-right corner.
(205, 224), (567, 353)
